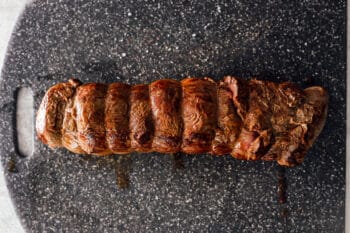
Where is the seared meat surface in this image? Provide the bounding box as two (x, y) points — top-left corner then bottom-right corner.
(36, 76), (328, 166)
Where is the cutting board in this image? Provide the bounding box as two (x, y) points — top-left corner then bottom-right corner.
(0, 0), (345, 232)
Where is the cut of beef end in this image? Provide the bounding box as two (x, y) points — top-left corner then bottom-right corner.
(276, 125), (308, 166)
(36, 80), (81, 148)
(303, 86), (329, 148)
(262, 86), (328, 167)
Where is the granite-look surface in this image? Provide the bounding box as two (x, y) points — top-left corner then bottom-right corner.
(0, 0), (345, 232)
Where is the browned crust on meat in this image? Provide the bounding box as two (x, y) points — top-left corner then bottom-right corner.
(129, 84), (154, 152)
(61, 83), (86, 154)
(211, 80), (242, 155)
(105, 83), (131, 154)
(36, 79), (81, 148)
(274, 86), (328, 166)
(75, 83), (110, 155)
(303, 86), (328, 147)
(150, 79), (183, 153)
(37, 77), (328, 167)
(181, 77), (218, 154)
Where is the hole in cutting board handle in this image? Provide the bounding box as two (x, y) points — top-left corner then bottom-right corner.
(16, 87), (34, 157)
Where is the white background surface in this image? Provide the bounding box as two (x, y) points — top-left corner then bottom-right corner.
(0, 1), (29, 232)
(0, 1), (348, 233)
(346, 1), (349, 232)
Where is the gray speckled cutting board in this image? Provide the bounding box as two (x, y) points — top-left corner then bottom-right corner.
(0, 0), (345, 232)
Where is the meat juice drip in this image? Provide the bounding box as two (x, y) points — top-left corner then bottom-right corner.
(7, 158), (18, 173)
(172, 153), (185, 170)
(114, 155), (132, 189)
(277, 166), (289, 229)
(277, 166), (287, 204)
